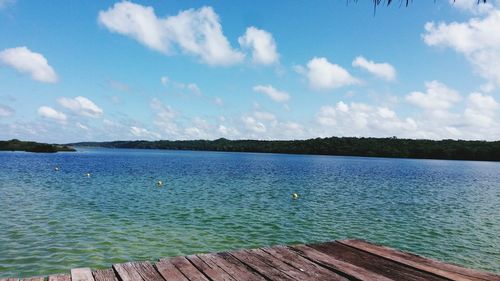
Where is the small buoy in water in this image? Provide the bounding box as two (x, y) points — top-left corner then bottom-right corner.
(54, 166), (60, 171)
(292, 193), (299, 199)
(85, 172), (91, 177)
(156, 180), (164, 187)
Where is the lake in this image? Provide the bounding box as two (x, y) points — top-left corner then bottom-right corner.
(0, 148), (499, 278)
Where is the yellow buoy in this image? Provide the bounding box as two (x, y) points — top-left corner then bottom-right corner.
(156, 180), (164, 187)
(292, 193), (299, 199)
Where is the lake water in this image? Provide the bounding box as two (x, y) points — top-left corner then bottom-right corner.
(0, 148), (499, 278)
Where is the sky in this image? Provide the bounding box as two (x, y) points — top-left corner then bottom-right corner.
(1, 0), (500, 143)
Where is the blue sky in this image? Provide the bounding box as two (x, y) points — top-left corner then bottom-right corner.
(1, 0), (499, 143)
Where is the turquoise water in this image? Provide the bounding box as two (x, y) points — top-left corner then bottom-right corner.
(0, 148), (499, 278)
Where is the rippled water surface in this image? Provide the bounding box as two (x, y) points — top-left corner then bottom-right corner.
(0, 148), (499, 277)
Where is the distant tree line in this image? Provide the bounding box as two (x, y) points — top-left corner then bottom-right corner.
(71, 137), (500, 161)
(0, 139), (75, 153)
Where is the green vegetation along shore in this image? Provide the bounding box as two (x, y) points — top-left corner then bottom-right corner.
(0, 139), (75, 153)
(70, 137), (500, 161)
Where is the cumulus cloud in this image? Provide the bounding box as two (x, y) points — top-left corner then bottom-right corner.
(130, 126), (160, 139)
(238, 26), (279, 65)
(98, 2), (244, 66)
(298, 57), (358, 90)
(38, 106), (67, 122)
(253, 85), (290, 103)
(315, 102), (417, 137)
(0, 104), (14, 117)
(423, 10), (500, 86)
(0, 47), (58, 83)
(406, 81), (461, 110)
(352, 56), (396, 81)
(58, 96), (103, 118)
(464, 92), (499, 127)
(242, 116), (266, 134)
(217, 124), (239, 136)
(150, 98), (179, 136)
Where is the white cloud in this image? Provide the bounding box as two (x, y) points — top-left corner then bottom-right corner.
(253, 111), (277, 122)
(161, 75), (202, 95)
(218, 124), (239, 136)
(58, 96), (103, 118)
(352, 56), (396, 81)
(150, 98), (179, 136)
(76, 122), (89, 130)
(253, 85), (290, 103)
(238, 26), (279, 65)
(98, 2), (244, 66)
(160, 76), (170, 86)
(315, 102), (418, 137)
(242, 116), (266, 134)
(449, 0), (494, 14)
(214, 97), (224, 106)
(186, 83), (201, 95)
(38, 106), (67, 122)
(423, 10), (500, 85)
(464, 92), (499, 127)
(299, 57), (358, 90)
(0, 104), (14, 117)
(130, 126), (160, 139)
(0, 47), (58, 83)
(406, 81), (461, 110)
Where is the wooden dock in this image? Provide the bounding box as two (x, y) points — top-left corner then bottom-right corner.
(1, 239), (499, 281)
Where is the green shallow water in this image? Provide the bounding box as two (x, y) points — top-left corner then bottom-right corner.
(0, 148), (499, 277)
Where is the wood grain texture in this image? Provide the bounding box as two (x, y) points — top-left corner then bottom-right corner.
(186, 254), (236, 281)
(290, 244), (394, 281)
(155, 259), (190, 281)
(229, 249), (296, 281)
(48, 274), (70, 281)
(164, 257), (209, 281)
(311, 241), (448, 281)
(71, 268), (95, 281)
(339, 239), (500, 281)
(261, 246), (349, 281)
(113, 261), (164, 281)
(92, 269), (118, 281)
(204, 252), (267, 281)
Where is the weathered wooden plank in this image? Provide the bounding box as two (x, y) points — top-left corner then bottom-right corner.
(48, 274), (70, 281)
(262, 246), (349, 281)
(155, 259), (190, 281)
(339, 239), (500, 281)
(113, 261), (164, 281)
(310, 242), (448, 281)
(229, 249), (297, 281)
(247, 248), (314, 280)
(92, 269), (118, 281)
(71, 268), (95, 281)
(290, 244), (394, 281)
(186, 254), (235, 281)
(163, 257), (209, 281)
(204, 252), (267, 281)
(113, 262), (143, 281)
